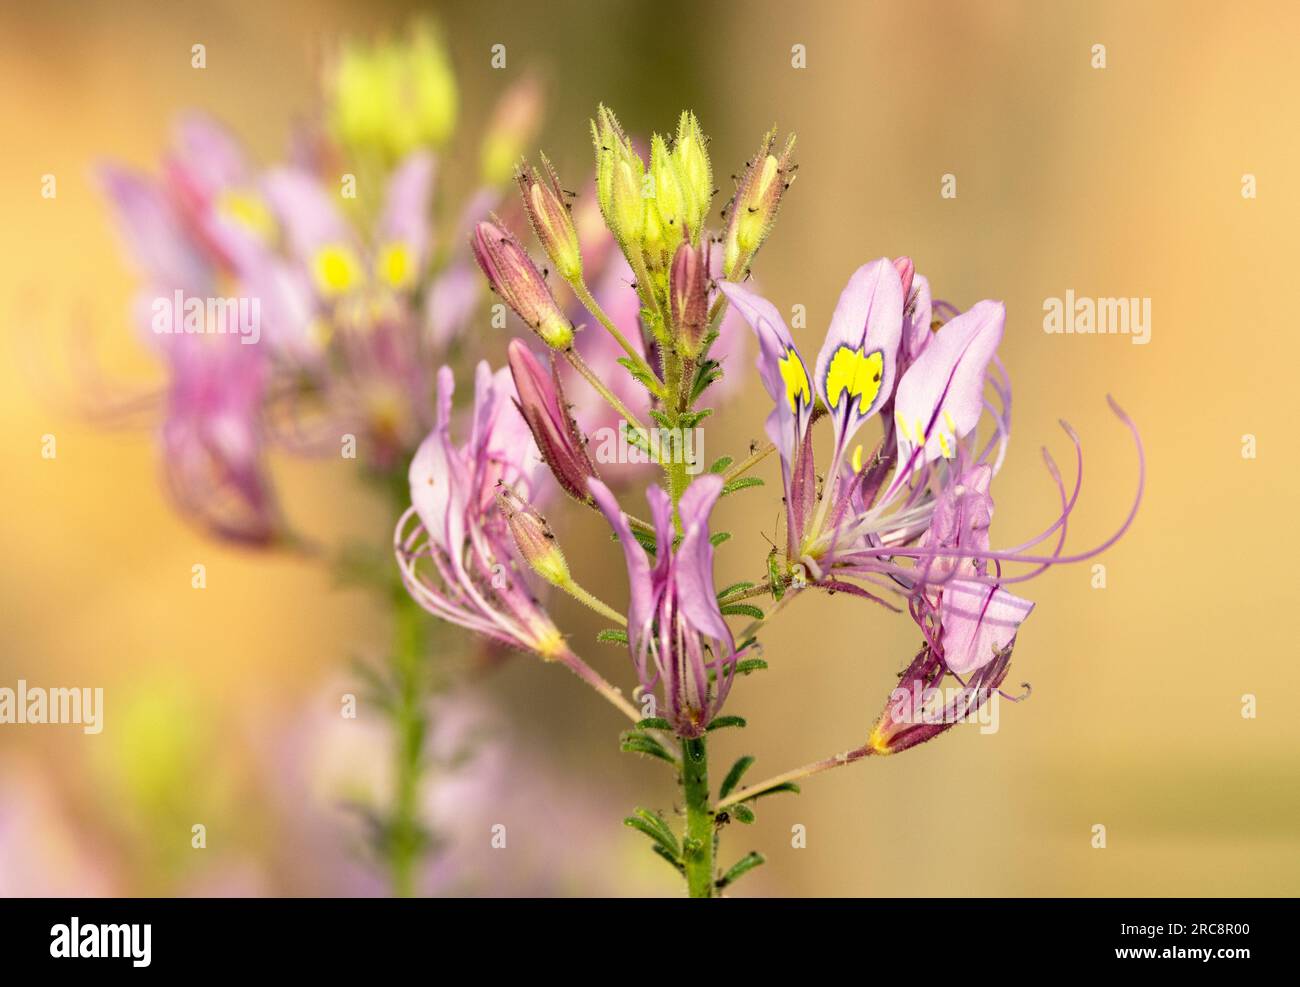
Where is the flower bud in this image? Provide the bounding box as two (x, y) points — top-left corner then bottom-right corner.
(471, 220), (573, 349)
(892, 255), (915, 304)
(498, 489), (570, 588)
(670, 241), (710, 356)
(592, 105), (647, 252)
(611, 158), (646, 247)
(329, 24), (458, 162)
(507, 339), (600, 503)
(673, 111), (713, 243)
(723, 128), (796, 277)
(481, 75), (543, 186)
(866, 642), (1013, 755)
(517, 154), (582, 283)
(646, 134), (687, 261)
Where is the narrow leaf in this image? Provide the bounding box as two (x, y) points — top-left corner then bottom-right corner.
(720, 603), (765, 620)
(708, 456), (734, 474)
(719, 755), (756, 799)
(721, 476), (764, 497)
(717, 581), (755, 601)
(650, 842), (685, 875)
(624, 808), (680, 857)
(707, 715), (747, 732)
(716, 851), (766, 889)
(619, 732), (677, 764)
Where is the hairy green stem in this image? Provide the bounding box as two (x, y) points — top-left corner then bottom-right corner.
(564, 348), (650, 436)
(681, 735), (715, 898)
(570, 278), (659, 387)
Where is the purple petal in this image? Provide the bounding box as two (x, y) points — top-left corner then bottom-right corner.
(893, 299), (1005, 470)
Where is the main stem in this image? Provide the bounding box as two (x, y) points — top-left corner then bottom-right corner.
(388, 586), (429, 897)
(681, 735), (714, 898)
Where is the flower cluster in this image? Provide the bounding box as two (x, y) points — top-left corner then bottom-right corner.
(394, 101), (1142, 896)
(97, 27), (542, 544)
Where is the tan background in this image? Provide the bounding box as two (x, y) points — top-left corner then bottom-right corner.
(1, 0), (1297, 895)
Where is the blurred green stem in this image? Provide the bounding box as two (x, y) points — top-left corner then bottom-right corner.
(387, 584), (429, 897)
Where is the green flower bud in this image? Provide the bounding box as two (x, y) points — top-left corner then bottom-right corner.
(592, 105), (649, 253)
(611, 157), (646, 247)
(649, 133), (687, 249)
(517, 154), (582, 283)
(329, 24), (458, 162)
(723, 128), (796, 277)
(673, 111), (713, 242)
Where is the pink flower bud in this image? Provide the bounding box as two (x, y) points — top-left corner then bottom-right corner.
(892, 255), (915, 304)
(670, 241), (710, 356)
(471, 220), (573, 348)
(507, 338), (600, 503)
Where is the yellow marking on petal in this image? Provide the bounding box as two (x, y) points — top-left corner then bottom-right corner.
(895, 411), (910, 441)
(216, 189), (275, 241)
(938, 431), (953, 459)
(851, 443), (864, 474)
(943, 409), (957, 434)
(778, 347), (811, 414)
(825, 346), (884, 414)
(312, 244), (361, 297)
(377, 241), (414, 289)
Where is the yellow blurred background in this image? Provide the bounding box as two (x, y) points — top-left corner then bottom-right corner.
(2, 0), (1297, 896)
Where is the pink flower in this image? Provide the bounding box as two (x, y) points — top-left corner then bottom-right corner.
(590, 474), (741, 737)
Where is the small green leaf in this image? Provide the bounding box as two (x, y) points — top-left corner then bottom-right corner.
(691, 358), (723, 402)
(629, 527), (659, 555)
(619, 732), (677, 764)
(752, 782), (801, 799)
(719, 755), (756, 799)
(617, 356), (661, 393)
(597, 628), (629, 646)
(679, 408), (713, 428)
(707, 715), (747, 732)
(720, 603), (765, 620)
(650, 842), (685, 874)
(636, 717), (673, 731)
(708, 455), (734, 474)
(732, 804), (756, 824)
(716, 851), (765, 889)
(624, 808), (680, 858)
(717, 581), (755, 601)
(734, 658), (768, 676)
(709, 531), (732, 547)
(721, 476), (764, 497)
